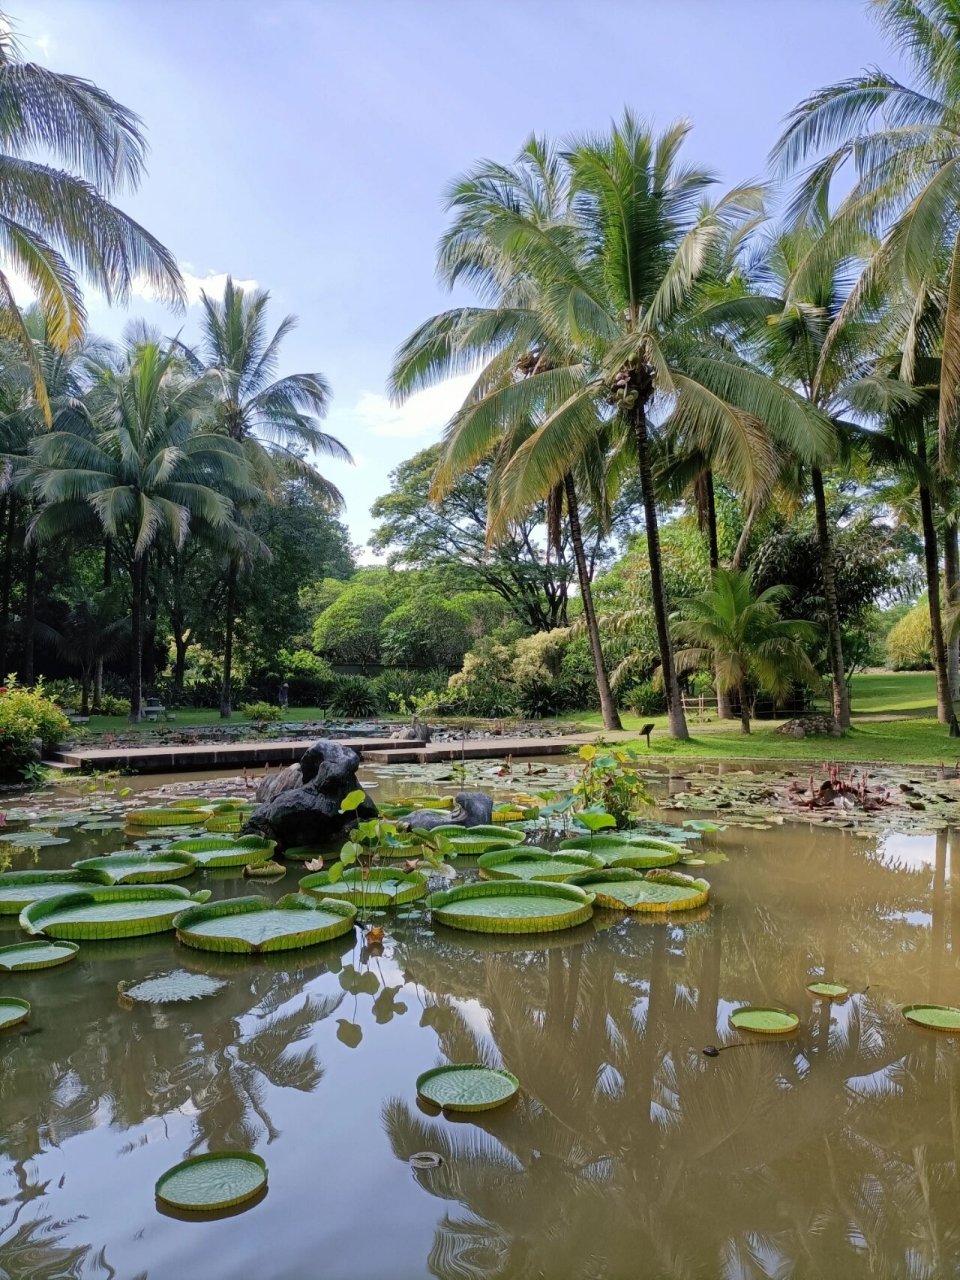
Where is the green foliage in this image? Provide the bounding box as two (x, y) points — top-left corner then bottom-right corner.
(239, 701), (283, 724)
(311, 587), (390, 666)
(573, 743), (653, 829)
(447, 625), (600, 717)
(329, 675), (381, 718)
(886, 598), (932, 671)
(380, 597), (472, 668)
(274, 649), (337, 705)
(0, 678), (71, 779)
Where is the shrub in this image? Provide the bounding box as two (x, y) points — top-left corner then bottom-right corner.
(620, 678), (667, 717)
(95, 693), (129, 716)
(276, 648), (337, 705)
(0, 679), (72, 780)
(329, 675), (381, 718)
(240, 701), (283, 724)
(886, 598), (932, 670)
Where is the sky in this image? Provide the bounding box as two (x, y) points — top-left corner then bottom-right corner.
(21, 0), (908, 553)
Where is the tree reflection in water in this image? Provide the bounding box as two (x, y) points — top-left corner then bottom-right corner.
(387, 827), (960, 1279)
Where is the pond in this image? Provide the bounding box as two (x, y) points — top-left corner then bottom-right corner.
(0, 765), (958, 1278)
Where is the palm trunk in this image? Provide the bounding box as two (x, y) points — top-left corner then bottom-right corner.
(811, 466), (850, 731)
(563, 474), (621, 731)
(704, 471), (733, 721)
(730, 502), (757, 571)
(173, 633), (188, 706)
(80, 672), (90, 717)
(220, 559), (237, 719)
(20, 542), (37, 685)
(129, 555), (144, 722)
(631, 403), (688, 740)
(919, 479), (952, 724)
(944, 518), (960, 701)
(93, 659), (103, 713)
(738, 682), (751, 734)
(0, 495), (15, 674)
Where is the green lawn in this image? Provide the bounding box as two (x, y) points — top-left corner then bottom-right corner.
(837, 670), (937, 716)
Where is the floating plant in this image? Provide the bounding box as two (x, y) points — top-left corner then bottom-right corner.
(416, 1064), (519, 1113)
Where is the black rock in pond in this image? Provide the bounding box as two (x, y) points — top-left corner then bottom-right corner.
(245, 739), (378, 851)
(402, 791), (493, 831)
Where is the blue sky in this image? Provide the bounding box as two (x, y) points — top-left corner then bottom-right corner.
(22, 1), (906, 551)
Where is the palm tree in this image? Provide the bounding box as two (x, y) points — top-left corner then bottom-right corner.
(181, 277), (352, 717)
(0, 22), (182, 412)
(673, 568), (820, 733)
(28, 338), (255, 720)
(772, 0), (960, 475)
(391, 138), (624, 729)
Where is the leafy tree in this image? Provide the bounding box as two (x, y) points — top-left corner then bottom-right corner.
(30, 339), (254, 719)
(311, 585), (390, 668)
(370, 444), (576, 631)
(181, 277), (353, 715)
(673, 568), (820, 733)
(47, 587), (127, 714)
(0, 24), (182, 412)
(380, 597), (472, 668)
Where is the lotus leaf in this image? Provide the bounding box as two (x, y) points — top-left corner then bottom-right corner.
(0, 869), (106, 913)
(299, 866), (428, 908)
(72, 853), (198, 884)
(0, 940), (78, 971)
(477, 848), (604, 882)
(729, 1006), (800, 1035)
(20, 885), (205, 940)
(416, 1064), (519, 1112)
(155, 1152), (267, 1212)
(173, 893), (356, 954)
(569, 868), (710, 912)
(0, 997), (30, 1029)
(428, 880), (594, 935)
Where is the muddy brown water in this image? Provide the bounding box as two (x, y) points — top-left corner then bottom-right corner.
(0, 766), (958, 1279)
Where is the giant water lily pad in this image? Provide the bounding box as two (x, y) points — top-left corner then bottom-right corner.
(0, 870), (106, 913)
(119, 970), (227, 1005)
(173, 893), (356, 954)
(569, 868), (710, 912)
(902, 1004), (960, 1032)
(20, 885), (206, 940)
(477, 848), (604, 882)
(729, 1006), (800, 1035)
(299, 867), (428, 908)
(126, 807), (208, 828)
(806, 981), (850, 1000)
(429, 880), (594, 935)
(168, 835), (274, 868)
(589, 844), (681, 869)
(0, 997), (30, 1029)
(458, 825), (525, 843)
(73, 853), (198, 884)
(0, 940), (78, 971)
(155, 1152), (267, 1212)
(443, 835), (524, 856)
(416, 1064), (519, 1113)
(280, 846), (328, 862)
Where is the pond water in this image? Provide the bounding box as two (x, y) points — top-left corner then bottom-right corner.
(1, 767), (959, 1278)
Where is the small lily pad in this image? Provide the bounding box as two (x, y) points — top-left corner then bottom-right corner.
(416, 1064), (519, 1113)
(0, 997), (30, 1029)
(806, 981), (849, 1000)
(0, 941), (78, 971)
(120, 971), (227, 1005)
(155, 1152), (267, 1212)
(729, 1006), (800, 1036)
(902, 1004), (960, 1032)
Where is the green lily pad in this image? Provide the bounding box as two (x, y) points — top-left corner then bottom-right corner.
(300, 867), (428, 908)
(0, 870), (106, 914)
(73, 853), (198, 884)
(477, 848), (604, 881)
(416, 1064), (519, 1113)
(173, 893), (356, 954)
(569, 868), (710, 912)
(126, 808), (209, 828)
(120, 970), (227, 1005)
(281, 846), (328, 862)
(0, 831), (69, 847)
(155, 1152), (267, 1212)
(428, 880), (594, 935)
(20, 885), (205, 940)
(0, 940), (79, 971)
(806, 981), (850, 999)
(902, 1004), (960, 1032)
(168, 835), (274, 868)
(0, 997), (30, 1029)
(729, 1006), (800, 1036)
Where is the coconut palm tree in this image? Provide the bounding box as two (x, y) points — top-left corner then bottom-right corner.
(28, 338), (256, 720)
(673, 568), (820, 733)
(0, 22), (182, 413)
(772, 0), (960, 475)
(391, 138), (624, 729)
(180, 277), (352, 716)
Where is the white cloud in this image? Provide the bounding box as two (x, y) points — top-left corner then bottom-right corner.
(355, 372), (475, 439)
(132, 267), (258, 307)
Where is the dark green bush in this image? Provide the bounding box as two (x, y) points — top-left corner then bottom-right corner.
(329, 675), (382, 718)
